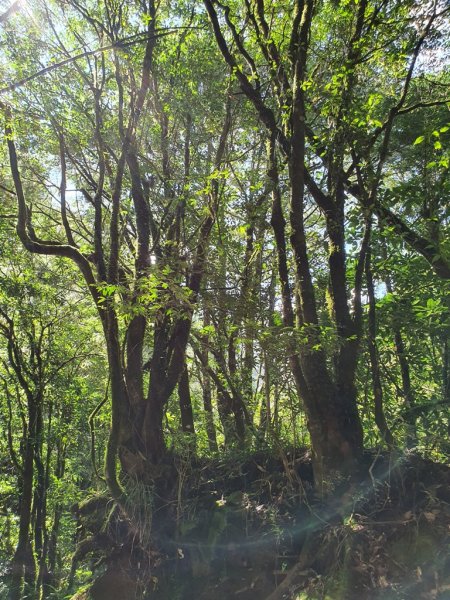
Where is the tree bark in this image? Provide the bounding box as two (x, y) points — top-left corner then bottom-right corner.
(200, 312), (218, 452)
(178, 362), (196, 448)
(366, 247), (395, 448)
(8, 403), (36, 600)
(382, 241), (416, 446)
(267, 134), (363, 483)
(203, 0), (365, 480)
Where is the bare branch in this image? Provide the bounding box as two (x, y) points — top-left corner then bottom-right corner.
(0, 28), (189, 96)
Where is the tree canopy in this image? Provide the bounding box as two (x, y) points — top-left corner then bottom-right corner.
(0, 0), (449, 598)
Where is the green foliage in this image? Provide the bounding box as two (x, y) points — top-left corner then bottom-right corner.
(0, 0), (449, 596)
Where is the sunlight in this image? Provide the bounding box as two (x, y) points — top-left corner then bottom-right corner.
(17, 0), (40, 28)
(0, 0), (449, 598)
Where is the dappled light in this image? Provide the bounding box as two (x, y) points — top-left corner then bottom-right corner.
(0, 0), (449, 598)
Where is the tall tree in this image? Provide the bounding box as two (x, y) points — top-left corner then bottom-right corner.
(1, 0), (233, 499)
(203, 0), (449, 481)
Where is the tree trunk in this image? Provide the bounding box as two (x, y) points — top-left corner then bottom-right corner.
(260, 348), (272, 436)
(33, 396), (48, 577)
(8, 407), (36, 600)
(267, 136), (362, 484)
(382, 240), (417, 447)
(216, 388), (237, 446)
(200, 315), (218, 452)
(366, 249), (395, 448)
(143, 387), (167, 466)
(443, 338), (450, 437)
(395, 329), (416, 447)
(178, 362), (196, 449)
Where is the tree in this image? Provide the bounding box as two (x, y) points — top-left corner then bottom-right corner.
(1, 0), (450, 597)
(203, 0), (449, 480)
(0, 243), (104, 599)
(1, 0), (235, 491)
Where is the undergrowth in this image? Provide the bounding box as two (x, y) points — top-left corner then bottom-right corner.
(66, 449), (450, 600)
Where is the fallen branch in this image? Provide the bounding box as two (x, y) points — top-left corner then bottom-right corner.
(264, 533), (319, 600)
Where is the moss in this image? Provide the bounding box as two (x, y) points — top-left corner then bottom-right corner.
(70, 584), (91, 600)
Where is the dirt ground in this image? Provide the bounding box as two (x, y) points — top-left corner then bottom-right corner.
(71, 450), (450, 600)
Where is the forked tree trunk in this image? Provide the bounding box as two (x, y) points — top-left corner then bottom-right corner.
(267, 136), (363, 484)
(204, 0), (366, 486)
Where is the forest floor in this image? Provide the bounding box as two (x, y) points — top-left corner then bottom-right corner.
(146, 449), (450, 600)
(72, 449), (450, 600)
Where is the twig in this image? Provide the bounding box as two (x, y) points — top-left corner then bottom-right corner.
(0, 27), (199, 96)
